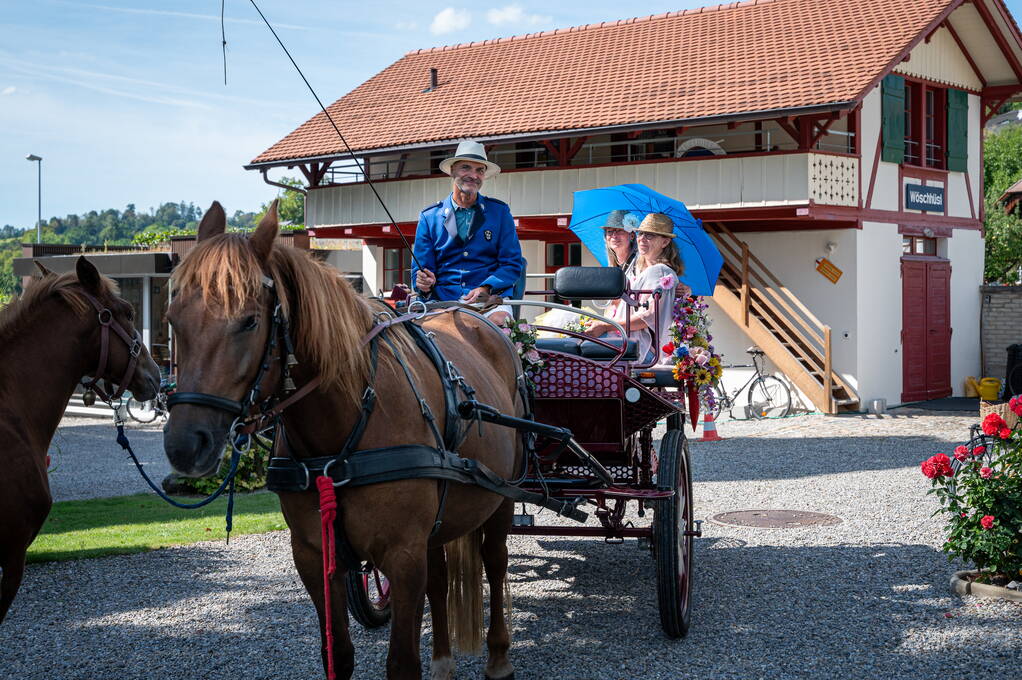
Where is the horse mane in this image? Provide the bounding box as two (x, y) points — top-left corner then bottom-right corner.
(0, 270), (117, 343)
(172, 233), (401, 406)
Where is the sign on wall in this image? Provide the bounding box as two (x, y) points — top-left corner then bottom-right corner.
(815, 257), (843, 284)
(905, 183), (945, 212)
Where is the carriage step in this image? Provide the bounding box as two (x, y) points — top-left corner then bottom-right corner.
(684, 519), (704, 538)
(512, 514), (535, 527)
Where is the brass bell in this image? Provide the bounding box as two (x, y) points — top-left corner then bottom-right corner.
(82, 390), (96, 407)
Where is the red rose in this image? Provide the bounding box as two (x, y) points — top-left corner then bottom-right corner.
(982, 413), (1007, 436)
(999, 427), (1012, 440)
(1009, 397), (1022, 417)
(921, 459), (938, 479)
(953, 445), (970, 462)
(931, 453), (953, 477)
(972, 446), (986, 457)
(980, 515), (995, 530)
(980, 467), (993, 479)
(662, 342), (675, 355)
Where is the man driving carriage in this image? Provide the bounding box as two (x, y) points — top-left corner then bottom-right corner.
(412, 140), (522, 325)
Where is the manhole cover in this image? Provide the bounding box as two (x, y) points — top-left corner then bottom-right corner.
(711, 509), (842, 528)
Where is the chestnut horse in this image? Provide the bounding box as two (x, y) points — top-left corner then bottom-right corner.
(163, 203), (523, 680)
(0, 257), (161, 623)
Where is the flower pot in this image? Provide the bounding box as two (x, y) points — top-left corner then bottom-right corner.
(950, 570), (1022, 602)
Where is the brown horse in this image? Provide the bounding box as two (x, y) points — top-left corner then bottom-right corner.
(0, 256), (161, 623)
(163, 202), (523, 680)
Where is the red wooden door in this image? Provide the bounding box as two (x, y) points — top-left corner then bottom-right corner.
(901, 258), (951, 402)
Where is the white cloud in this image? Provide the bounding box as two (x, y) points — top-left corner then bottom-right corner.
(486, 5), (550, 26)
(430, 8), (471, 35)
(1, 86), (14, 96)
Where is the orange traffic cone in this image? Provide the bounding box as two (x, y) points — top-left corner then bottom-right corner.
(700, 413), (724, 442)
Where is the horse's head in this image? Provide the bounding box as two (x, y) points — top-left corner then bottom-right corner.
(163, 201), (285, 477)
(67, 256), (162, 403)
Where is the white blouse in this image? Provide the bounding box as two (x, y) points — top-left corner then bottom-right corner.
(611, 262), (678, 362)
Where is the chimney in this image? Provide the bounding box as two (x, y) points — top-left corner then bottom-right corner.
(424, 68), (438, 93)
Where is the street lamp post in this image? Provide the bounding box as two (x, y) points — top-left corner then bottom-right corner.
(26, 154), (42, 244)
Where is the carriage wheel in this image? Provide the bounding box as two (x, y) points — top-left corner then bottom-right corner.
(653, 428), (693, 638)
(346, 564), (391, 628)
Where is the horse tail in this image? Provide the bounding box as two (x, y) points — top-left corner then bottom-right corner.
(445, 528), (484, 654)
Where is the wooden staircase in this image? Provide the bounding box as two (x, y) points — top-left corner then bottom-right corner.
(705, 222), (859, 414)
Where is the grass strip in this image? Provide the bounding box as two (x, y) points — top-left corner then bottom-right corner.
(28, 492), (286, 563)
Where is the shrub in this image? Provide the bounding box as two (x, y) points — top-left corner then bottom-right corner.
(174, 435), (272, 495)
(922, 400), (1022, 580)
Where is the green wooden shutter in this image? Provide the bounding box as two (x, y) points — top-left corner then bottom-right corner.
(946, 89), (969, 172)
(881, 74), (906, 164)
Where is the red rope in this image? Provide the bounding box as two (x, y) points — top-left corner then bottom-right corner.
(316, 475), (338, 680)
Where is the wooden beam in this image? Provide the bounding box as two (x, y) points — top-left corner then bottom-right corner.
(973, 0), (1022, 81)
(944, 18), (987, 88)
(775, 118), (801, 144)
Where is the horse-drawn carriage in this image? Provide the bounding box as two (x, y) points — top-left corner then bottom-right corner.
(346, 263), (698, 640)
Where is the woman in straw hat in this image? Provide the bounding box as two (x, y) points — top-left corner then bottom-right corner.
(585, 213), (690, 363)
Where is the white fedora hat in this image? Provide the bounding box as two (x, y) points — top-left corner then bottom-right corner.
(439, 140), (501, 179)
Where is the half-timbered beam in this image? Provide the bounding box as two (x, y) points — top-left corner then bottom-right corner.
(973, 0), (1022, 81)
(944, 19), (987, 88)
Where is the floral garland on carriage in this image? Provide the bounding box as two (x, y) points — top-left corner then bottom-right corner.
(661, 295), (723, 413)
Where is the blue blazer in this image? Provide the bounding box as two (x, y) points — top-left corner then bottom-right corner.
(412, 193), (523, 301)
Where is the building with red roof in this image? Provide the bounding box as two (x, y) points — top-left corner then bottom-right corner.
(249, 0), (1022, 412)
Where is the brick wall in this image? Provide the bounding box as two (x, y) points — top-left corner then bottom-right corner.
(981, 286), (1022, 382)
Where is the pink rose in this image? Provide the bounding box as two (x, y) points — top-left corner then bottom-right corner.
(980, 515), (995, 530)
(525, 349), (540, 363)
(501, 326), (512, 335)
(519, 323), (531, 333)
(658, 274), (676, 289)
(980, 467), (993, 479)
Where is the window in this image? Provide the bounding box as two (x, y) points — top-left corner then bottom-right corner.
(382, 248), (412, 293)
(545, 243), (582, 268)
(904, 83), (918, 165)
(883, 75), (964, 170)
(902, 236), (937, 256)
(925, 88), (946, 169)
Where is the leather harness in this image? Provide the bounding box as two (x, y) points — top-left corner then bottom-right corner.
(166, 279), (588, 568)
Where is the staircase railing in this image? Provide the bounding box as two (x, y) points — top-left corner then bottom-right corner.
(706, 221), (858, 413)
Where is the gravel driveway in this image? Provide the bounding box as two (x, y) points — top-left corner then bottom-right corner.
(2, 410), (1020, 679)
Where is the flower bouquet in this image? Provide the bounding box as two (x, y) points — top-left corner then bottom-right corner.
(663, 295), (724, 414)
(500, 318), (544, 388)
(922, 397), (1022, 585)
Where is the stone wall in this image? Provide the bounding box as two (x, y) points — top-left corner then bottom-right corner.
(981, 285), (1022, 383)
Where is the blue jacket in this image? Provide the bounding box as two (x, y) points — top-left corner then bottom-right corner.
(412, 193), (523, 301)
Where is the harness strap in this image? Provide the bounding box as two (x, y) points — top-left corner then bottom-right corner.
(266, 445), (589, 523)
(380, 333), (446, 451)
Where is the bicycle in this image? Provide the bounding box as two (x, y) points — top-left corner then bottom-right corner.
(707, 347), (792, 420)
(122, 377), (176, 424)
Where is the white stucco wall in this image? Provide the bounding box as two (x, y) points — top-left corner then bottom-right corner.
(855, 222), (905, 406)
(362, 246), (380, 297)
(948, 229), (984, 395)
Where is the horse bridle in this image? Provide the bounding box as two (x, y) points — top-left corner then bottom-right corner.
(166, 276), (307, 436)
(79, 289), (145, 403)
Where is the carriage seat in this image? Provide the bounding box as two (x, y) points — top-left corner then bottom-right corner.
(552, 267), (625, 300)
(534, 336), (639, 361)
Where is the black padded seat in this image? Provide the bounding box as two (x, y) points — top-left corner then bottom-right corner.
(633, 366), (680, 387)
(579, 337), (639, 361)
(553, 266), (626, 300)
(535, 337), (582, 355)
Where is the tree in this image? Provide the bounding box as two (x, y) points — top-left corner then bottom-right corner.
(983, 125), (1022, 283)
(256, 177), (305, 227)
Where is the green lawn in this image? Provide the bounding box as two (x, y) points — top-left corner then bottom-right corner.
(28, 492), (286, 563)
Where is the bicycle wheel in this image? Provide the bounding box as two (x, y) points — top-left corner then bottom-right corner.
(126, 396), (159, 423)
(706, 382), (727, 421)
(746, 376), (791, 419)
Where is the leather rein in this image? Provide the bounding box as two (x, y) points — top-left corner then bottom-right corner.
(79, 289), (145, 403)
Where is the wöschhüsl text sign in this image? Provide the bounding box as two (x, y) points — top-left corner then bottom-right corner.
(905, 183), (945, 212)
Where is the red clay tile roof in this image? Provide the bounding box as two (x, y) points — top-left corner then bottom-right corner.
(251, 0), (957, 166)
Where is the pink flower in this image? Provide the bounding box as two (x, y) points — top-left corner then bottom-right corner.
(501, 326), (512, 336)
(525, 349), (541, 363)
(980, 515), (995, 530)
(980, 467), (993, 479)
(658, 274), (676, 289)
(514, 342), (523, 352)
(953, 445), (970, 462)
(519, 323), (531, 333)
(921, 453), (953, 478)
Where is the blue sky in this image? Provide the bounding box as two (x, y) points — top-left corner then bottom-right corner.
(2, 0), (1021, 230)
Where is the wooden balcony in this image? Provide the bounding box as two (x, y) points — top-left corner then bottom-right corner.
(306, 152), (859, 228)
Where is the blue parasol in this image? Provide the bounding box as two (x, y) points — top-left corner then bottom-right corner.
(568, 184), (723, 296)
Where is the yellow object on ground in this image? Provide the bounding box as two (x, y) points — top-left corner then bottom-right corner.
(964, 376), (980, 397)
(977, 378), (1001, 401)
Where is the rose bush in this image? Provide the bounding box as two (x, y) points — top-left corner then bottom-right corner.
(922, 397), (1022, 580)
